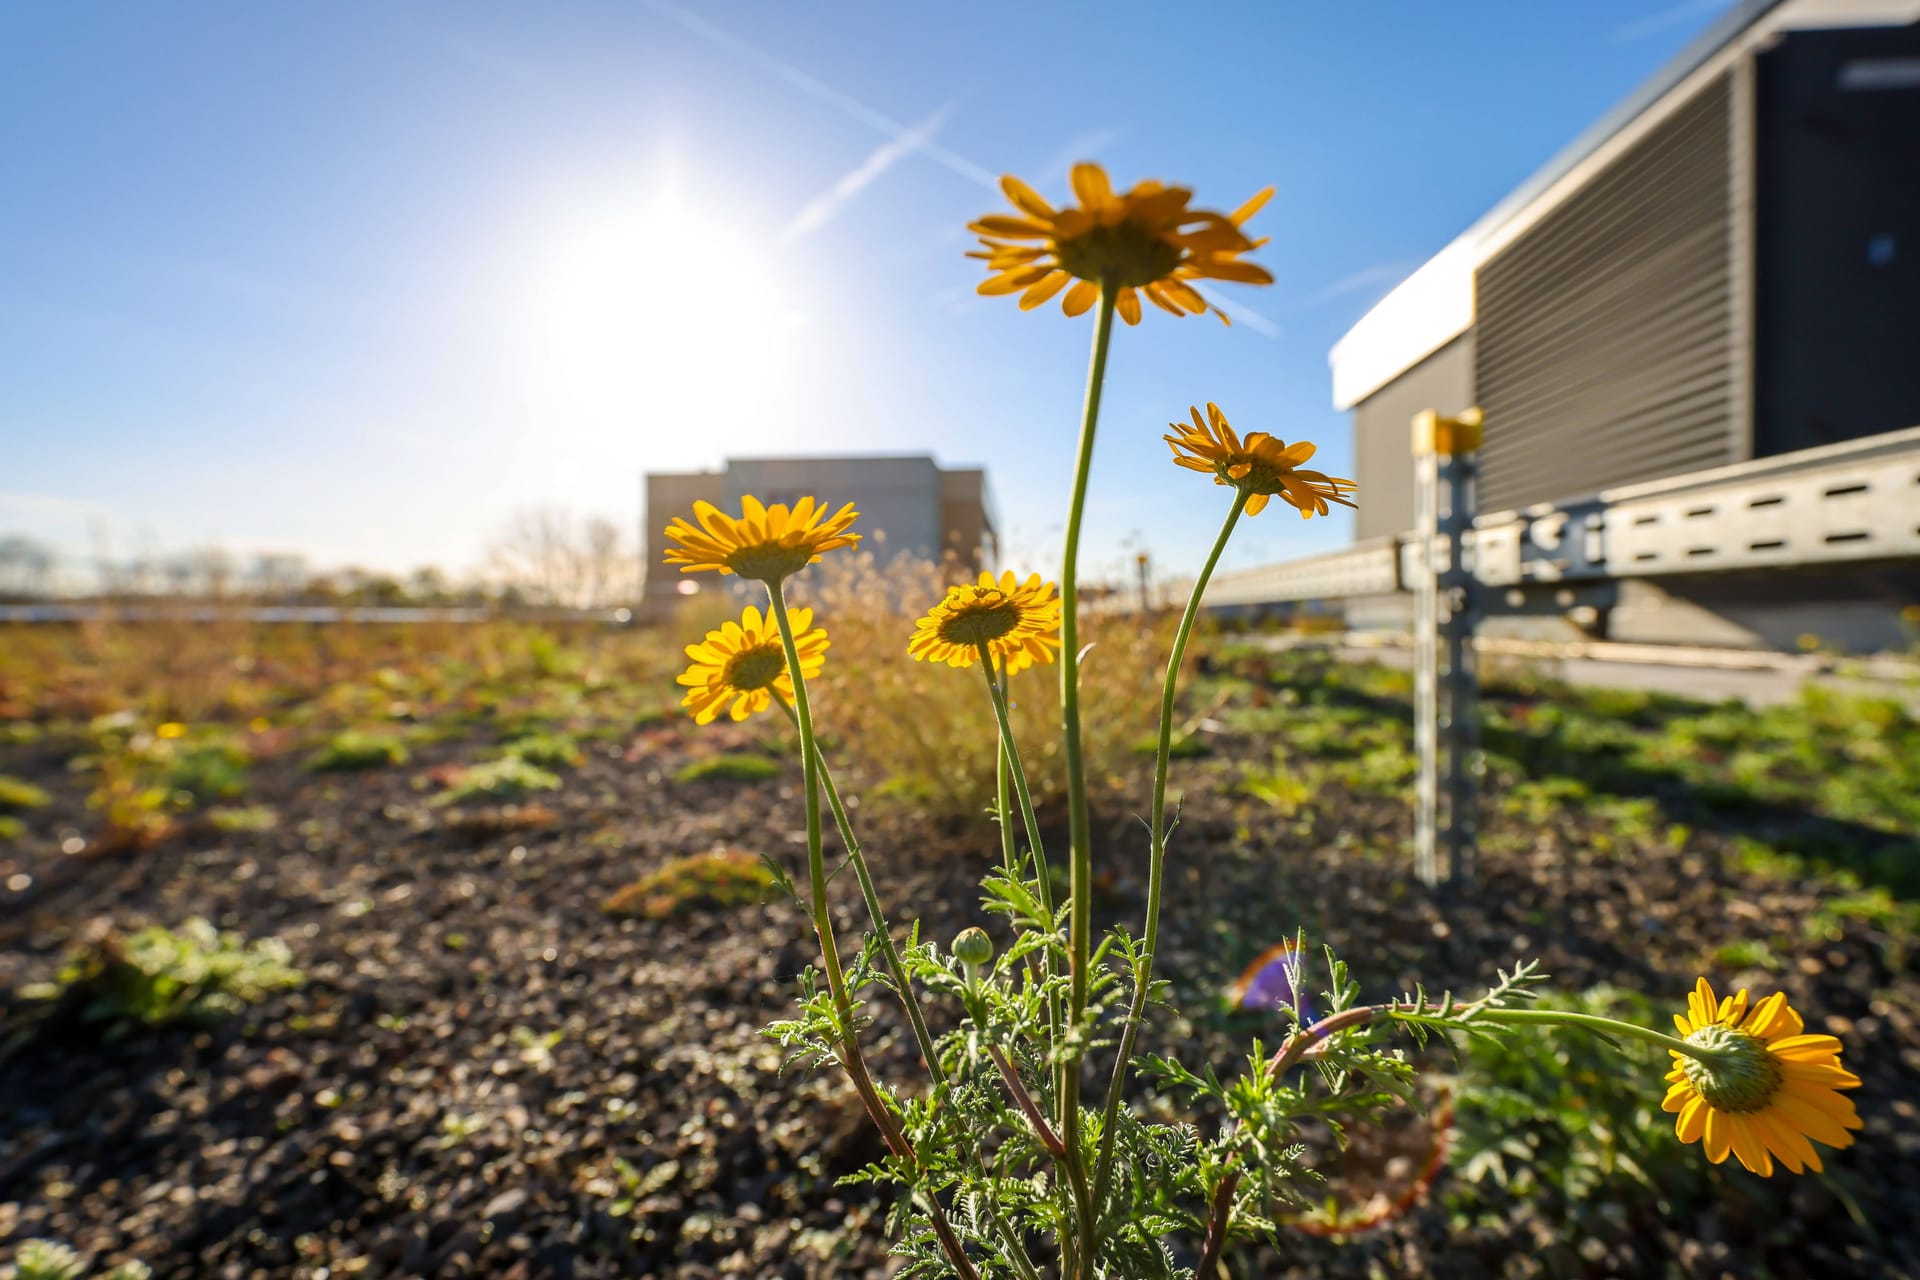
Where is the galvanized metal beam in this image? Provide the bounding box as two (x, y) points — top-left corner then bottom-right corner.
(1199, 423), (1920, 610)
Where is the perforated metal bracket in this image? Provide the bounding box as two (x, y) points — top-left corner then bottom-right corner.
(1198, 424), (1920, 610)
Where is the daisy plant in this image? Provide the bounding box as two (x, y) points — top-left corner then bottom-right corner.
(657, 163), (1860, 1279)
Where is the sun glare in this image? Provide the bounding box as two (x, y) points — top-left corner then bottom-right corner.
(525, 194), (800, 444)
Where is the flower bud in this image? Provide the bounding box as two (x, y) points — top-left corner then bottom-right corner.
(953, 927), (994, 972)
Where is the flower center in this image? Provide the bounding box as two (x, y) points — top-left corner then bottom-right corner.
(1055, 221), (1184, 289)
(935, 591), (1023, 647)
(1218, 456), (1288, 495)
(724, 541), (814, 583)
(1680, 1024), (1783, 1113)
(721, 643), (787, 693)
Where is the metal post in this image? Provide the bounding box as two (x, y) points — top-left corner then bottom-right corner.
(1412, 408), (1483, 886)
(1413, 432), (1440, 887)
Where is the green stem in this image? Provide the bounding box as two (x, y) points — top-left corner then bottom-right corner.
(975, 648), (1055, 917)
(1417, 1005), (1719, 1062)
(763, 581), (847, 1044)
(993, 657), (1019, 884)
(765, 580), (981, 1280)
(1056, 281), (1116, 1276)
(977, 646), (1064, 1084)
(778, 698), (945, 1086)
(1094, 488), (1247, 1204)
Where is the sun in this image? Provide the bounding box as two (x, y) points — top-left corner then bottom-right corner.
(524, 189), (801, 443)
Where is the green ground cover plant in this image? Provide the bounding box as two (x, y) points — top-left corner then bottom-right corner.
(13, 918), (302, 1041)
(672, 753), (782, 784)
(602, 849), (781, 920)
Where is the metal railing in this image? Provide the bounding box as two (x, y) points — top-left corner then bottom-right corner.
(1194, 423), (1920, 610)
(1166, 419), (1920, 889)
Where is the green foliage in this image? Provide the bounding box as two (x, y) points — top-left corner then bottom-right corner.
(207, 804), (279, 834)
(0, 774), (50, 811)
(1448, 985), (1707, 1270)
(603, 849), (779, 919)
(496, 731), (584, 769)
(432, 757), (561, 806)
(0, 816), (23, 842)
(10, 1243), (85, 1280)
(306, 730), (409, 773)
(673, 753), (782, 784)
(72, 722), (255, 845)
(1236, 648), (1919, 906)
(15, 919), (302, 1038)
(157, 740), (250, 806)
(1238, 760), (1314, 816)
(1132, 731), (1210, 759)
(1712, 937), (1780, 972)
(5, 1240), (151, 1280)
(9, 1240), (85, 1280)
(1499, 776), (1591, 824)
(763, 846), (1552, 1278)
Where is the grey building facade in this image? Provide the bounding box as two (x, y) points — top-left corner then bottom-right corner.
(1332, 0), (1920, 649)
(643, 455), (996, 613)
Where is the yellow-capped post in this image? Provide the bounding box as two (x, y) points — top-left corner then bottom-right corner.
(1412, 407), (1485, 888)
(1412, 406), (1485, 457)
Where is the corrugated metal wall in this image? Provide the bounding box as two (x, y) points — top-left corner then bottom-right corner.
(1351, 333), (1474, 539)
(1475, 74), (1736, 513)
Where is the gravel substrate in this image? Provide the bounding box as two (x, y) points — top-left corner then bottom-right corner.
(2, 702), (1915, 1279)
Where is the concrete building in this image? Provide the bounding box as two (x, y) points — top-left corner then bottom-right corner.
(643, 455), (997, 613)
(1327, 0), (1920, 650)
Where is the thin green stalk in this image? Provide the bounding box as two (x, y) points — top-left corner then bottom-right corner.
(1413, 1005), (1722, 1062)
(766, 580), (981, 1280)
(763, 581), (849, 1040)
(994, 1218), (1046, 1280)
(977, 646), (1064, 1083)
(994, 659), (1019, 883)
(778, 698), (944, 1086)
(1094, 489), (1247, 1203)
(975, 648), (1055, 916)
(1056, 281), (1117, 1276)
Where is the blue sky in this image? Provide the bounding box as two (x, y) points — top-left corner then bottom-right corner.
(0, 0), (1734, 586)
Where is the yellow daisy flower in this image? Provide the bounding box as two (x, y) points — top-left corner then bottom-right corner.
(662, 495), (859, 583)
(1662, 977), (1862, 1176)
(908, 572), (1061, 673)
(968, 163), (1274, 326)
(676, 604), (828, 725)
(1165, 403), (1357, 518)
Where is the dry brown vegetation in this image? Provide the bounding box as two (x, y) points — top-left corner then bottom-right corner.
(796, 548), (1175, 816)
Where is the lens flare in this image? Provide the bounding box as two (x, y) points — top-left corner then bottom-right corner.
(1281, 1086), (1453, 1237)
(1228, 939), (1309, 1020)
(1232, 940), (1450, 1236)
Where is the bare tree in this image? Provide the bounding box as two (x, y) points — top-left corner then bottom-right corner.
(184, 547), (236, 598)
(0, 534), (55, 598)
(579, 515), (632, 610)
(248, 552), (310, 600)
(487, 507), (633, 609)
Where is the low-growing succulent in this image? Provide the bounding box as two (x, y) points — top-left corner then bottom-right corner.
(306, 730), (410, 773)
(14, 918), (303, 1038)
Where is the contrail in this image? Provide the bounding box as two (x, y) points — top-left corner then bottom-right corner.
(1196, 285), (1282, 339)
(1611, 0), (1734, 43)
(1038, 128), (1122, 181)
(781, 102), (958, 243)
(642, 0), (998, 191)
(1295, 261), (1416, 310)
(642, 0), (1281, 337)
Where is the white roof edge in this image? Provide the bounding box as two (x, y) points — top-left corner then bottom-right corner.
(1328, 0), (1920, 411)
